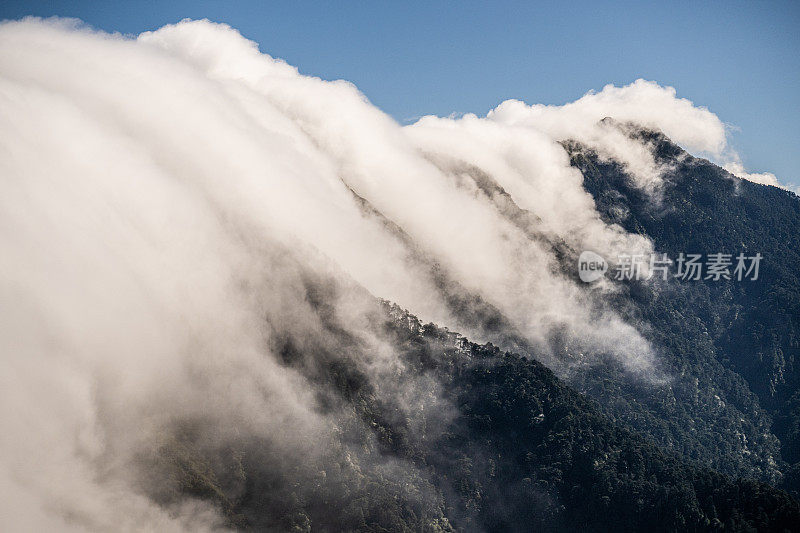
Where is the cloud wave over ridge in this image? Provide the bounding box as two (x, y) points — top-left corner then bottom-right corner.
(0, 17), (781, 530)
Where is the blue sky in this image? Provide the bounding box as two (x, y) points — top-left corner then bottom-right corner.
(2, 1), (798, 188)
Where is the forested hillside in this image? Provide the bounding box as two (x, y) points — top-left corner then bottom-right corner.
(157, 300), (800, 531)
(568, 126), (800, 497)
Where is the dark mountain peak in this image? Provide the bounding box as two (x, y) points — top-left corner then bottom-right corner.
(599, 116), (688, 161)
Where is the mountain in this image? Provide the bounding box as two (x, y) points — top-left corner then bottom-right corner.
(567, 124), (800, 494)
(143, 128), (800, 530)
(4, 19), (800, 532)
(156, 300), (800, 532)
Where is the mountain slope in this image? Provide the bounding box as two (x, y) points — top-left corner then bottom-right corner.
(157, 300), (800, 531)
(567, 125), (800, 494)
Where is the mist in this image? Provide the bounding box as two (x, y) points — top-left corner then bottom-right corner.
(0, 17), (775, 530)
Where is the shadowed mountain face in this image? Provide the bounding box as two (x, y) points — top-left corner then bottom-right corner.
(156, 300), (800, 532)
(567, 126), (800, 494)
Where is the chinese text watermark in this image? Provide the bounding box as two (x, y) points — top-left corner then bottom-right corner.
(578, 251), (762, 283)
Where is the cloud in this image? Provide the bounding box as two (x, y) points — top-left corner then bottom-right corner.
(722, 161), (779, 186)
(137, 20), (657, 363)
(0, 17), (422, 529)
(487, 78), (793, 191)
(490, 79), (727, 151)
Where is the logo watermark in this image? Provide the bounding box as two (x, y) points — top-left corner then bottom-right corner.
(578, 250), (608, 282)
(578, 251), (762, 283)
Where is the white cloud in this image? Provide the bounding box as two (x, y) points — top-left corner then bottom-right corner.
(723, 161), (779, 186)
(488, 78), (793, 191)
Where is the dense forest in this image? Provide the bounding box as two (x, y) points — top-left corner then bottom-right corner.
(568, 126), (800, 496)
(157, 300), (800, 531)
